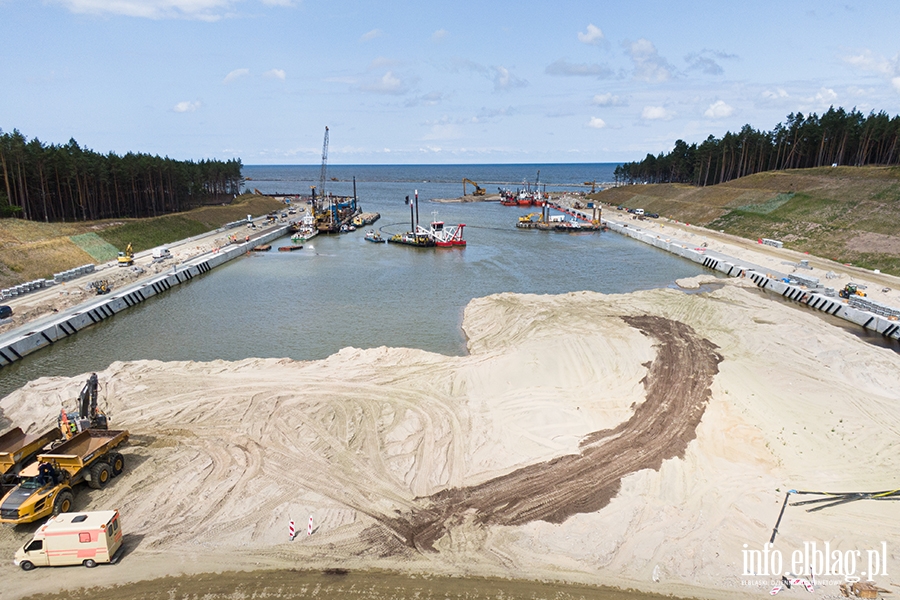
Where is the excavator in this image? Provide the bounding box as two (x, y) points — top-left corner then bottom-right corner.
(462, 178), (486, 196)
(57, 373), (109, 439)
(117, 243), (134, 267)
(518, 212), (542, 224)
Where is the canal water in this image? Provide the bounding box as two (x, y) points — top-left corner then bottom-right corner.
(0, 164), (705, 399)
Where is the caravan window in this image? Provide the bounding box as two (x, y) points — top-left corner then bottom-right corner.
(79, 532), (92, 543)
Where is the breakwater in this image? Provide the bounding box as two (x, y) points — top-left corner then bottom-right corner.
(0, 225), (289, 368)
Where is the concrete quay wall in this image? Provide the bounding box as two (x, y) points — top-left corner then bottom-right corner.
(0, 226), (288, 368)
(604, 220), (900, 342)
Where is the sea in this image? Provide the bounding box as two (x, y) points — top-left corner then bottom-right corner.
(0, 163), (705, 399)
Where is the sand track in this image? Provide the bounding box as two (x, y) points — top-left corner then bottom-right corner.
(383, 315), (722, 551)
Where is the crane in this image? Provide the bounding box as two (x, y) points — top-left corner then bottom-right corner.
(462, 178), (486, 196)
(315, 126), (329, 207)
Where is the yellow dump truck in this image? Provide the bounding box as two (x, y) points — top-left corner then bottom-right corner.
(15, 509), (124, 570)
(0, 430), (128, 525)
(0, 428), (62, 490)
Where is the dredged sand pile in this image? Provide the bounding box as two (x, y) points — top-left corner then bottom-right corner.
(1, 277), (899, 599)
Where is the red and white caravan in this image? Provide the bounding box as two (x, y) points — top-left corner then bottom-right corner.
(15, 510), (124, 570)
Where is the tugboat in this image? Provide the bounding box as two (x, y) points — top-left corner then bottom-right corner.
(364, 230), (386, 243)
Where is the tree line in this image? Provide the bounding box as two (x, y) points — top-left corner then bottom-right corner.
(0, 129), (243, 222)
(614, 107), (900, 186)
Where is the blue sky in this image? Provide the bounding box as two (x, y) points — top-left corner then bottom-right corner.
(2, 0), (900, 165)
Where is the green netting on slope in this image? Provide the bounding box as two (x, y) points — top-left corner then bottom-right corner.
(737, 192), (795, 214)
(69, 233), (120, 262)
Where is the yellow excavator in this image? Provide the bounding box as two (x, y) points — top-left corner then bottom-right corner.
(117, 243), (134, 267)
(518, 212), (542, 224)
(462, 178), (486, 196)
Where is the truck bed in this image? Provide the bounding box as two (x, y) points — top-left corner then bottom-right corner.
(37, 430), (128, 475)
(0, 428), (61, 473)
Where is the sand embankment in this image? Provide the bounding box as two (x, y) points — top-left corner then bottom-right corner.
(1, 279), (899, 599)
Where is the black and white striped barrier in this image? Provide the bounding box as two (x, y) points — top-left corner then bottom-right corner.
(603, 220), (900, 342)
(0, 226), (289, 368)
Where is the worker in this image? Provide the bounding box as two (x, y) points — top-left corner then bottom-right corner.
(37, 462), (57, 486)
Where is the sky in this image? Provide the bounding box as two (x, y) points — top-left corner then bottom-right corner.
(2, 0), (900, 165)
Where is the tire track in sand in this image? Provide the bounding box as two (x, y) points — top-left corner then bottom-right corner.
(382, 315), (723, 551)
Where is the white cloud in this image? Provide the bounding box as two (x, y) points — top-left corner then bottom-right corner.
(843, 49), (895, 76)
(359, 29), (383, 43)
(173, 100), (201, 113)
(587, 117), (607, 129)
(762, 88), (789, 99)
(815, 87), (837, 103)
(704, 100), (734, 118)
(53, 0), (239, 21)
(223, 68), (250, 83)
(893, 78), (900, 93)
(360, 71), (406, 95)
(577, 24), (604, 45)
(592, 93), (624, 106)
(625, 39), (675, 82)
(432, 29), (449, 42)
(641, 106), (674, 120)
(368, 56), (400, 70)
(492, 66), (527, 91)
(545, 59), (612, 78)
(263, 69), (286, 80)
(406, 91), (444, 107)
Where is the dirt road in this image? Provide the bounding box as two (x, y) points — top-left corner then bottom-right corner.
(384, 316), (722, 551)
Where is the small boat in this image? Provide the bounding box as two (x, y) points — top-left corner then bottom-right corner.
(251, 244), (271, 252)
(278, 245), (304, 252)
(364, 230), (386, 243)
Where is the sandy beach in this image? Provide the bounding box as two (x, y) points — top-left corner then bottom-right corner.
(1, 225), (899, 599)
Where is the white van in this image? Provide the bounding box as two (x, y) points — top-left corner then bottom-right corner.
(14, 510), (124, 570)
(151, 247), (171, 260)
(634, 208), (645, 216)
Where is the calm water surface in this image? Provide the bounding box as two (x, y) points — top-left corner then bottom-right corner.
(0, 165), (703, 399)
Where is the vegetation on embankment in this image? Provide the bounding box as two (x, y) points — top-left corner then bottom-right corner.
(593, 165), (900, 276)
(0, 193), (282, 289)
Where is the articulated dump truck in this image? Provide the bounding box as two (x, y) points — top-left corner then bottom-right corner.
(0, 428), (62, 491)
(0, 429), (128, 525)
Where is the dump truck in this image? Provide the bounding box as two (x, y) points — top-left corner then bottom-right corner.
(0, 428), (62, 490)
(0, 429), (128, 525)
(15, 509), (124, 570)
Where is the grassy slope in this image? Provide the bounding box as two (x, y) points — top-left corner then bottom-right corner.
(593, 166), (900, 276)
(0, 194), (283, 289)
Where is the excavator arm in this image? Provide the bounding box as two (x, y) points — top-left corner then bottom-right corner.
(462, 179), (486, 196)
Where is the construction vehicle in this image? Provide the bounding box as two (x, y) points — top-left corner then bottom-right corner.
(839, 283), (867, 299)
(15, 509), (124, 570)
(90, 280), (111, 295)
(0, 428), (62, 491)
(462, 178), (486, 196)
(0, 429), (128, 525)
(117, 243), (134, 267)
(518, 212), (542, 224)
(58, 374), (109, 439)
